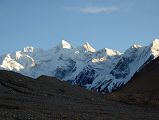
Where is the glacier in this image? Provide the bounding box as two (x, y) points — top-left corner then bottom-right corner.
(0, 39), (159, 92)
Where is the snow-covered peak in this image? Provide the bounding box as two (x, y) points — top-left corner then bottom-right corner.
(132, 44), (142, 49)
(149, 39), (159, 57)
(83, 42), (96, 52)
(104, 48), (121, 56)
(0, 54), (24, 71)
(152, 39), (159, 44)
(23, 46), (34, 53)
(150, 39), (159, 51)
(60, 40), (72, 49)
(124, 44), (142, 57)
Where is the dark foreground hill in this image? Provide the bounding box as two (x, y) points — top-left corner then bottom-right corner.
(0, 70), (159, 120)
(106, 57), (159, 107)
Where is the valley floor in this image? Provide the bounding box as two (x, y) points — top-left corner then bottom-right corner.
(0, 93), (159, 120)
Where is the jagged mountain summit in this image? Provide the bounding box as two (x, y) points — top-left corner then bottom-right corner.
(0, 39), (159, 92)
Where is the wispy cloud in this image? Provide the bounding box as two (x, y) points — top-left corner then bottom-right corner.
(79, 6), (119, 14)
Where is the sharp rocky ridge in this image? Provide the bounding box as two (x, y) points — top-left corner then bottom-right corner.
(0, 39), (159, 92)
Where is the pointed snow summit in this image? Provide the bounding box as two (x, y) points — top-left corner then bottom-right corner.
(23, 46), (35, 53)
(83, 42), (96, 52)
(61, 40), (72, 49)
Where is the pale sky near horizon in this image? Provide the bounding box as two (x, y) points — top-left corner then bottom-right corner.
(0, 0), (159, 55)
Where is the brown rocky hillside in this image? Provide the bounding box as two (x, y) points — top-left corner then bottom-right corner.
(0, 70), (159, 120)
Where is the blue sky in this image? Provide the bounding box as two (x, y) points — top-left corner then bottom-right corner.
(0, 0), (159, 55)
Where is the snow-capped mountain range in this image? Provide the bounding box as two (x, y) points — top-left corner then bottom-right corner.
(0, 39), (159, 92)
